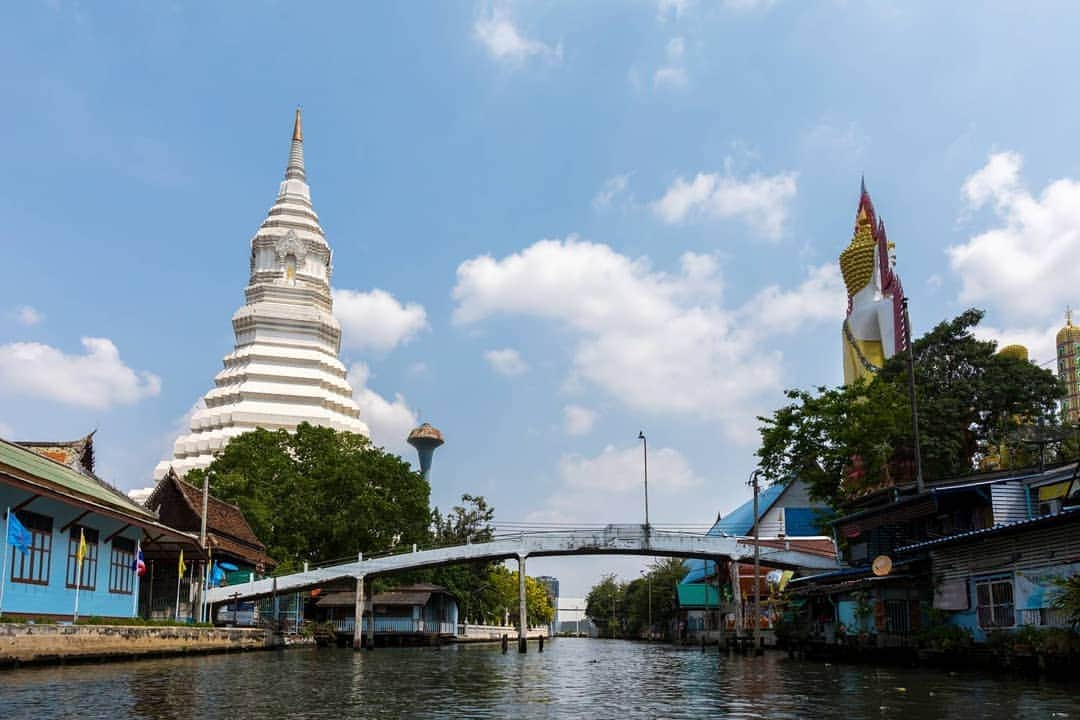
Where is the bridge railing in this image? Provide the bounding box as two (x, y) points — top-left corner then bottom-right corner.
(292, 525), (720, 570)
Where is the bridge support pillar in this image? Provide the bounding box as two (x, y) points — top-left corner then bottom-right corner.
(518, 555), (527, 653)
(353, 575), (364, 650)
(368, 603), (376, 651)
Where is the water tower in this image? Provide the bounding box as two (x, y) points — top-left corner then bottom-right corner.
(407, 423), (444, 481)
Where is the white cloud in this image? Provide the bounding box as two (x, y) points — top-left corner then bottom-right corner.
(484, 348), (529, 376)
(0, 421), (12, 438)
(746, 264), (844, 336)
(347, 362), (418, 457)
(592, 173), (631, 210)
(723, 0), (777, 10)
(333, 288), (427, 352)
(13, 306), (43, 327)
(474, 7), (562, 65)
(523, 444), (706, 534)
(653, 37), (688, 89)
(657, 0), (693, 21)
(652, 168), (798, 240)
(949, 151), (1080, 324)
(453, 237), (842, 442)
(0, 337), (161, 409)
(563, 404), (598, 436)
(560, 444), (701, 494)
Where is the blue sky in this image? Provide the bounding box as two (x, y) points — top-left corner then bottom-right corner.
(3, 1), (1080, 595)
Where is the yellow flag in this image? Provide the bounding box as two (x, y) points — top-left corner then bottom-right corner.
(178, 549), (187, 577)
(777, 570), (794, 593)
(76, 527), (87, 567)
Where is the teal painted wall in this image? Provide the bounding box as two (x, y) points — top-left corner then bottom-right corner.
(0, 488), (143, 619)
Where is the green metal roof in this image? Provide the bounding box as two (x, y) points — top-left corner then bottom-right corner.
(0, 438), (156, 520)
(676, 583), (721, 608)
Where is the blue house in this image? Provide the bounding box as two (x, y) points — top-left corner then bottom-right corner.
(683, 478), (831, 584)
(0, 436), (199, 621)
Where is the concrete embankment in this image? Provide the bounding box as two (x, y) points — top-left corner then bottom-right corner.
(0, 623), (272, 668)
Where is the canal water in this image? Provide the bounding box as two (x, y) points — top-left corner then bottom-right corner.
(1, 639), (1076, 719)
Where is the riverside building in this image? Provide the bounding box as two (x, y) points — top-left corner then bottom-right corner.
(155, 110), (368, 479)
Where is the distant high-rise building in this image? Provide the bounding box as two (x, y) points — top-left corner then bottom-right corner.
(155, 110), (369, 479)
(407, 423), (444, 480)
(1057, 308), (1080, 425)
(536, 575), (560, 634)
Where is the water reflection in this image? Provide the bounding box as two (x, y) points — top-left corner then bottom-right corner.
(0, 639), (1076, 719)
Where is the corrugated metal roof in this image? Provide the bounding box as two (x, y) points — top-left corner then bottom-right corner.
(708, 483), (786, 537)
(894, 507), (1080, 553)
(0, 438), (155, 519)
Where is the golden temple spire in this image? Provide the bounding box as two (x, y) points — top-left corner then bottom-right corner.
(285, 107), (306, 181)
(1068, 306), (1074, 327)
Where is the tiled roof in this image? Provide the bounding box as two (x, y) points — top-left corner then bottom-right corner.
(15, 432), (95, 475)
(0, 438), (155, 520)
(146, 469), (275, 568)
(172, 476), (265, 549)
(755, 537), (837, 558)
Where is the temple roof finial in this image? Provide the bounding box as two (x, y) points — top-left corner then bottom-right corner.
(1068, 306), (1074, 327)
(285, 107), (306, 181)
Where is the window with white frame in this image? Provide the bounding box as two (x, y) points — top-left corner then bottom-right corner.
(975, 575), (1014, 628)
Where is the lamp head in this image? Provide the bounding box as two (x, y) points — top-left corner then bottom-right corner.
(637, 431), (645, 440)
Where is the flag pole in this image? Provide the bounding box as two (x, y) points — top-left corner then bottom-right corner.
(175, 570), (182, 622)
(131, 538), (141, 618)
(73, 568), (82, 623)
(0, 507), (10, 615)
(73, 528), (85, 623)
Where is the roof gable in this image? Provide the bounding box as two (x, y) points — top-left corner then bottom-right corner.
(708, 483), (787, 536)
(0, 438), (155, 520)
(145, 470), (271, 566)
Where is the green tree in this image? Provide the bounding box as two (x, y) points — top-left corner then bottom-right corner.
(757, 309), (1064, 505)
(585, 574), (624, 638)
(426, 495), (504, 623)
(612, 559), (690, 640)
(483, 565), (554, 628)
(1051, 575), (1080, 628)
(187, 423), (431, 572)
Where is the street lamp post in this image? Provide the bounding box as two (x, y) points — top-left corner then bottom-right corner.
(748, 469), (761, 652)
(902, 296), (925, 493)
(637, 431), (649, 531)
(638, 431), (652, 641)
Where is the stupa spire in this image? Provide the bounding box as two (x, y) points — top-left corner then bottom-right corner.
(286, 107), (305, 181)
(153, 109), (368, 480)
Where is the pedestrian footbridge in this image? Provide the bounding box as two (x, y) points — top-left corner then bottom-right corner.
(206, 525), (838, 606)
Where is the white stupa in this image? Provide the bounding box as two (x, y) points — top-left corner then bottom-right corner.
(154, 109), (369, 479)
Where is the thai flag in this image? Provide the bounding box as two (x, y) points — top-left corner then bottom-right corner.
(132, 542), (147, 577)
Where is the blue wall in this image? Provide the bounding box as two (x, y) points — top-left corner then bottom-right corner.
(0, 489), (143, 619)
